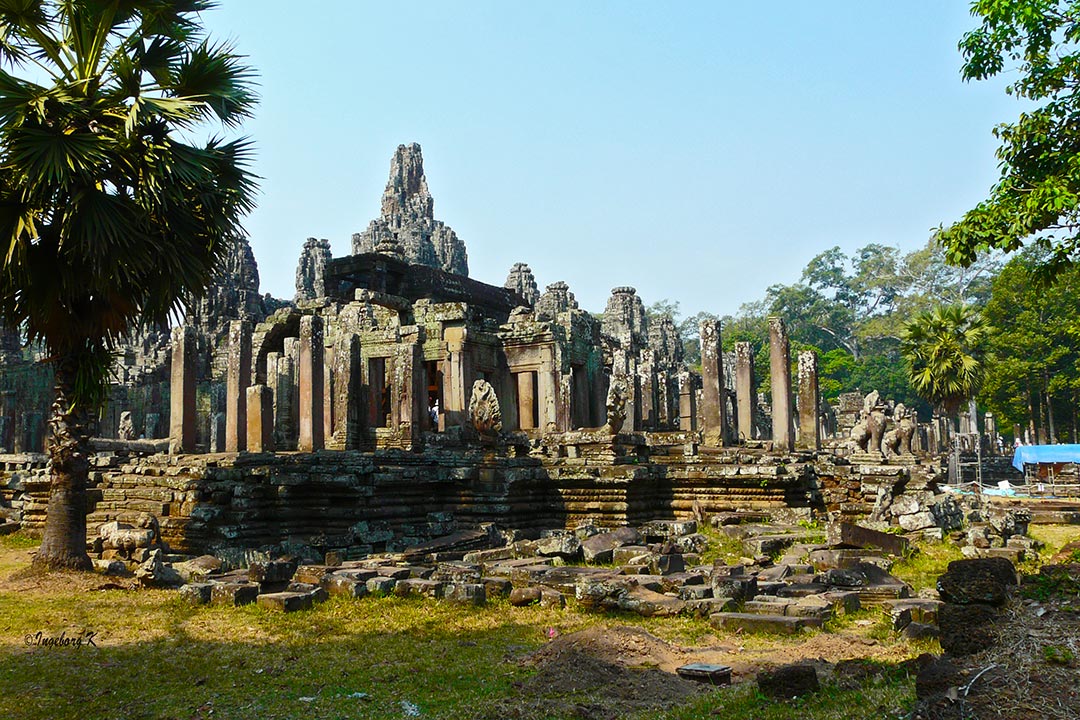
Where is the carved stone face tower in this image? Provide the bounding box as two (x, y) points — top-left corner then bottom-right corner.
(351, 143), (469, 276)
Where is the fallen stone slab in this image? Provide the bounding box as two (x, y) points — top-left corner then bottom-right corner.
(709, 612), (823, 634)
(830, 522), (910, 556)
(744, 599), (793, 616)
(808, 549), (892, 571)
(676, 663), (732, 685)
(402, 528), (495, 563)
(640, 519), (697, 540)
(257, 591), (313, 613)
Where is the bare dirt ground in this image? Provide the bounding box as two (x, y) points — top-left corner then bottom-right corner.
(483, 624), (916, 720)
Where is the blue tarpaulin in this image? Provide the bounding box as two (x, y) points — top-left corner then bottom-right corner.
(1012, 444), (1080, 472)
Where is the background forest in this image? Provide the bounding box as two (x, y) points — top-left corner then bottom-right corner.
(649, 239), (1080, 444)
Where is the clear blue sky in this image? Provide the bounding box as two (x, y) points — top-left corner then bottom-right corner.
(201, 1), (1018, 318)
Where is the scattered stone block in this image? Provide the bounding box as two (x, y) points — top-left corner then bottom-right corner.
(325, 574), (368, 598)
(210, 582), (260, 606)
(712, 573), (757, 601)
(685, 597), (738, 618)
(677, 584), (712, 601)
(709, 612), (823, 634)
(443, 582), (486, 606)
(173, 555), (222, 584)
(366, 577), (397, 595)
(257, 591), (313, 612)
(653, 553), (685, 575)
(509, 586), (542, 606)
(248, 557), (299, 584)
(393, 578), (443, 599)
(744, 599), (793, 616)
(539, 586), (566, 609)
(936, 558), (1016, 606)
(482, 577), (512, 598)
(618, 585), (686, 616)
(178, 583), (213, 605)
(535, 532), (582, 560)
(938, 603), (999, 656)
(92, 558), (129, 576)
(612, 545), (651, 565)
(293, 564), (333, 585)
(902, 622), (939, 641)
(757, 663), (820, 699)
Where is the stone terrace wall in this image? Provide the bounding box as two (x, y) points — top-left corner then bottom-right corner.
(1, 443), (824, 557)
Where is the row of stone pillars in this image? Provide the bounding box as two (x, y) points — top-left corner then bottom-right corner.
(697, 316), (820, 452)
(171, 316), (329, 454)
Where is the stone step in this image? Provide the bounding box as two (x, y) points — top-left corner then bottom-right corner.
(709, 612), (823, 634)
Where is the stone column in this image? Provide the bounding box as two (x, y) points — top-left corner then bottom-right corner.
(329, 334), (360, 450)
(768, 316), (794, 451)
(246, 385), (273, 452)
(796, 350), (820, 451)
(225, 320), (251, 452)
(298, 315), (325, 451)
(443, 327), (471, 428)
(210, 412), (226, 452)
(274, 355), (296, 450)
(638, 350), (657, 430)
(517, 371), (536, 430)
(734, 341), (757, 442)
(985, 412), (997, 454)
(699, 319), (729, 446)
(169, 325), (196, 453)
(678, 371), (696, 432)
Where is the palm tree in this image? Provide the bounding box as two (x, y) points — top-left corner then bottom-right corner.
(901, 305), (987, 419)
(0, 1), (257, 570)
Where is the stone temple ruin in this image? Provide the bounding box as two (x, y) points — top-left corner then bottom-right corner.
(1, 143), (978, 571)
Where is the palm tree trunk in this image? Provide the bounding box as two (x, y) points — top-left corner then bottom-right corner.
(32, 353), (92, 571)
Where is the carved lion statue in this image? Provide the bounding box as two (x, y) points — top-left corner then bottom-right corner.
(468, 379), (502, 436)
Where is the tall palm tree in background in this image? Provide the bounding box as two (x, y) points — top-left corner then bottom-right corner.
(901, 305), (987, 420)
(0, 1), (257, 570)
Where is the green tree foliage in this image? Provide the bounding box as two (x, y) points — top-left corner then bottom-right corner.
(940, 0), (1080, 278)
(901, 305), (988, 417)
(0, 1), (257, 570)
(980, 249), (1080, 442)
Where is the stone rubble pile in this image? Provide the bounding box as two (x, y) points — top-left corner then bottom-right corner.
(89, 513), (950, 632)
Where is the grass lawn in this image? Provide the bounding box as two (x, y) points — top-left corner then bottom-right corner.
(5, 522), (1076, 720)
